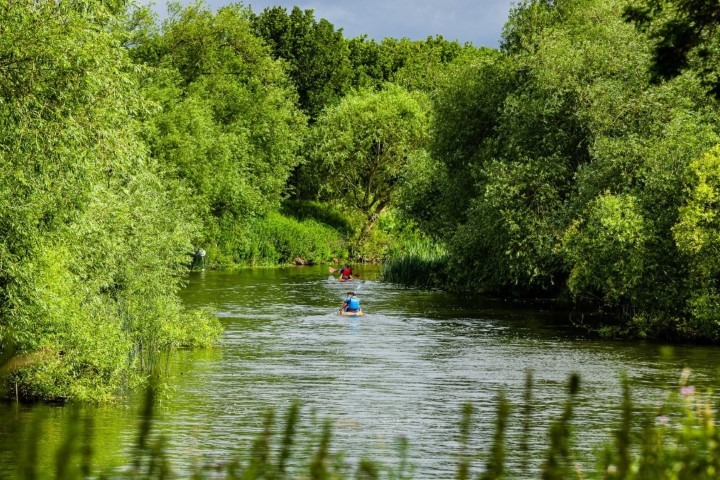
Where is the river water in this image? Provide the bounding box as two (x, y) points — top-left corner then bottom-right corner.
(1, 266), (719, 478)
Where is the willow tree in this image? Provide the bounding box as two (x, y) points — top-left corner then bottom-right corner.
(305, 85), (430, 239)
(0, 1), (221, 401)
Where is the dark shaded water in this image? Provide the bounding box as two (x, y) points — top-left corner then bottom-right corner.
(1, 266), (719, 478)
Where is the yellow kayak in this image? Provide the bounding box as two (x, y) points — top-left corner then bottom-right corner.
(339, 310), (365, 316)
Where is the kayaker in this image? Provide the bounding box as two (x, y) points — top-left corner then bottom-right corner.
(340, 291), (361, 314)
(338, 264), (353, 281)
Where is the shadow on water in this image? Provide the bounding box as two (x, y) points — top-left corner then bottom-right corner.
(2, 265), (720, 478)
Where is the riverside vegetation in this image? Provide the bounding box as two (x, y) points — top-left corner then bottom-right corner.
(5, 370), (720, 479)
(1, 0), (720, 473)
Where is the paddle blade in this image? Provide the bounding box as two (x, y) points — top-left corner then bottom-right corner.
(328, 267), (336, 273)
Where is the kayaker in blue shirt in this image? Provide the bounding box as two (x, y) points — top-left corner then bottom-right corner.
(340, 291), (361, 313)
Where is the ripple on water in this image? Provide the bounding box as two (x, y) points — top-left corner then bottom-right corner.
(160, 269), (719, 479)
(3, 267), (716, 479)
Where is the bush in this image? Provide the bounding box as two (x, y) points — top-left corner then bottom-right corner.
(281, 200), (354, 235)
(233, 212), (347, 266)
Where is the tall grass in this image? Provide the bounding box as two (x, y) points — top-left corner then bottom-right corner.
(381, 239), (447, 288)
(231, 212), (347, 267)
(6, 369), (720, 479)
(281, 200), (354, 236)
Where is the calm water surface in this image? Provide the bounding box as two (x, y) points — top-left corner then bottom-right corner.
(1, 266), (719, 478)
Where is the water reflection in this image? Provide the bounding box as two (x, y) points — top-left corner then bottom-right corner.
(347, 316), (362, 333)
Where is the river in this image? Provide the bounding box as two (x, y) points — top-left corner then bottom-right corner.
(1, 266), (719, 478)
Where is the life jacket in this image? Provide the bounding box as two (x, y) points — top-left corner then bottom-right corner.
(347, 297), (360, 310)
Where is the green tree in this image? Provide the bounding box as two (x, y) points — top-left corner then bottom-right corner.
(414, 0), (720, 340)
(381, 36), (469, 92)
(132, 2), (306, 264)
(251, 6), (352, 120)
(347, 36), (395, 90)
(347, 35), (473, 95)
(305, 85), (430, 238)
(0, 1), (220, 401)
(624, 0), (720, 97)
(424, 48), (513, 235)
(564, 193), (649, 304)
(673, 146), (720, 340)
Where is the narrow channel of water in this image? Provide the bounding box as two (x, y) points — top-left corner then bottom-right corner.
(1, 266), (719, 478)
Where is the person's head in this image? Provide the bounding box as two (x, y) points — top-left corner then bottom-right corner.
(347, 291), (355, 296)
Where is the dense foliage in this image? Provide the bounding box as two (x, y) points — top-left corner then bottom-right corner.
(3, 0), (720, 401)
(250, 6), (352, 120)
(303, 85), (430, 239)
(405, 0), (720, 341)
(0, 0), (466, 401)
(0, 1), (221, 401)
(623, 0), (720, 97)
(131, 3), (307, 266)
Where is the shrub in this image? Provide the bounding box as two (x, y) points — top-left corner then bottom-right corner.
(233, 212), (347, 266)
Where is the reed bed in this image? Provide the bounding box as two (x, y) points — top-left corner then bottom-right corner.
(5, 369), (719, 479)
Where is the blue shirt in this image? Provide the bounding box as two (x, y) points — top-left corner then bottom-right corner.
(344, 296), (361, 311)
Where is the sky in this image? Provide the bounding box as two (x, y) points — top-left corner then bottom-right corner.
(156, 0), (518, 48)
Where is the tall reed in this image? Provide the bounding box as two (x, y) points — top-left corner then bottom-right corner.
(5, 369), (720, 479)
(381, 239), (447, 288)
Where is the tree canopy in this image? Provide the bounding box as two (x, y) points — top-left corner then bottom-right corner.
(5, 0), (720, 403)
(0, 1), (221, 401)
(304, 85), (430, 238)
(404, 0), (720, 339)
(624, 0), (720, 97)
(131, 2), (307, 264)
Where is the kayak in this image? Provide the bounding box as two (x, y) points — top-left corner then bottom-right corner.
(327, 276), (359, 283)
(339, 310), (365, 316)
(339, 278), (366, 285)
